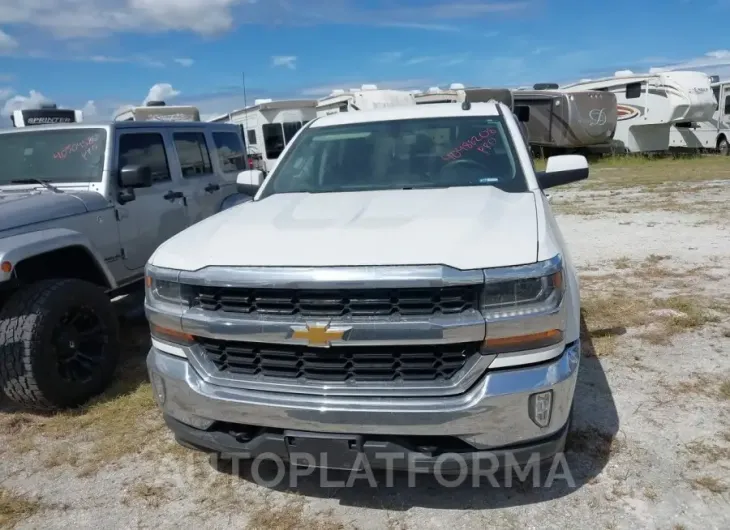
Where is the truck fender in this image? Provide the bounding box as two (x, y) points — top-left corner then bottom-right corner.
(219, 192), (253, 212)
(0, 228), (117, 288)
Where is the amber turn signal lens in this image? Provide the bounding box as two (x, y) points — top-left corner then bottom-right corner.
(483, 329), (563, 354)
(149, 323), (194, 345)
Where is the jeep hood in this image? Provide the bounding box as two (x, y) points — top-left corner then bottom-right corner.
(0, 190), (108, 232)
(153, 187), (539, 271)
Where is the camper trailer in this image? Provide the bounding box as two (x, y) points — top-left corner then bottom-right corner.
(562, 70), (716, 153)
(413, 83), (514, 109)
(669, 77), (730, 154)
(114, 101), (201, 122)
(210, 98), (317, 173)
(511, 85), (618, 154)
(316, 84), (416, 116)
(11, 103), (83, 127)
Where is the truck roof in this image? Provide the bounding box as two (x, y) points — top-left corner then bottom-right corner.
(0, 120), (240, 135)
(309, 101), (502, 128)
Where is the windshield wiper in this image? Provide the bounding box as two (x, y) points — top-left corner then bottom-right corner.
(9, 179), (63, 193)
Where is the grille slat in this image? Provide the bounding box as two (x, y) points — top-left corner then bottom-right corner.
(191, 285), (481, 318)
(198, 339), (479, 383)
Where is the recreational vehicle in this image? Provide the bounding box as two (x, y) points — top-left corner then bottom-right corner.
(413, 83), (515, 109)
(669, 78), (730, 154)
(511, 85), (617, 153)
(11, 103), (83, 127)
(316, 84), (416, 116)
(114, 101), (201, 122)
(210, 98), (317, 173)
(562, 70), (716, 153)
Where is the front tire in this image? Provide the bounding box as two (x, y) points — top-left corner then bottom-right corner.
(718, 137), (729, 156)
(0, 279), (120, 410)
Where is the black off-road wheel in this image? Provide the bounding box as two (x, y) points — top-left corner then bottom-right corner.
(0, 278), (120, 410)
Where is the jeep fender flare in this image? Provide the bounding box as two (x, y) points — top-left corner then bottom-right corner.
(0, 228), (116, 288)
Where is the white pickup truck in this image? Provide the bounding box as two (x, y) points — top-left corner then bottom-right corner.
(145, 99), (587, 474)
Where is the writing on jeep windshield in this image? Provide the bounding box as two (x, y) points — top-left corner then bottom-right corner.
(260, 116), (527, 198)
(0, 128), (107, 185)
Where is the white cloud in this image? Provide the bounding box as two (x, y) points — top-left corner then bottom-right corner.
(174, 58), (194, 67)
(0, 1), (529, 40)
(272, 55), (297, 69)
(648, 49), (730, 78)
(143, 83), (180, 104)
(0, 87), (13, 100)
(0, 29), (17, 52)
(299, 78), (436, 97)
(1, 90), (54, 117)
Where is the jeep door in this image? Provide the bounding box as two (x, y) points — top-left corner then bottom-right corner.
(170, 130), (225, 223)
(209, 128), (247, 198)
(114, 129), (191, 271)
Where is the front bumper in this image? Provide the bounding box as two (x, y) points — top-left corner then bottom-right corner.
(147, 340), (580, 465)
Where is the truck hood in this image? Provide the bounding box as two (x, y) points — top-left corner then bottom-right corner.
(152, 187), (539, 271)
(0, 189), (110, 232)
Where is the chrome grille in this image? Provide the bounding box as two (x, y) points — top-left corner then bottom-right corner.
(191, 285), (481, 317)
(198, 339), (480, 383)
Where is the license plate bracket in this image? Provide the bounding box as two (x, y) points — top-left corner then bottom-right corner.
(284, 431), (364, 470)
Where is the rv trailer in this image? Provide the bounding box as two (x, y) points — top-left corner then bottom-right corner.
(413, 83), (514, 109)
(562, 70), (716, 153)
(316, 84), (416, 116)
(209, 98), (317, 173)
(114, 101), (202, 122)
(11, 103), (83, 127)
(511, 84), (618, 154)
(669, 77), (730, 154)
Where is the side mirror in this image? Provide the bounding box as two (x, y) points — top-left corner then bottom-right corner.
(536, 154), (589, 190)
(236, 169), (264, 196)
(119, 165), (152, 188)
(514, 105), (530, 122)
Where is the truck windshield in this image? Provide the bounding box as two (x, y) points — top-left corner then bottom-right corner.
(0, 128), (106, 185)
(259, 116), (527, 198)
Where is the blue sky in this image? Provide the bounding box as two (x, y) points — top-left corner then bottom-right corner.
(0, 0), (729, 122)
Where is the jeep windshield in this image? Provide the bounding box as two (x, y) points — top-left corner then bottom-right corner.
(258, 115), (528, 198)
(0, 128), (106, 185)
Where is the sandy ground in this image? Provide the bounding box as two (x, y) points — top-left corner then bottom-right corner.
(1, 162), (729, 530)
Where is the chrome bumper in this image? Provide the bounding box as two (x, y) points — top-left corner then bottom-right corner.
(147, 341), (580, 451)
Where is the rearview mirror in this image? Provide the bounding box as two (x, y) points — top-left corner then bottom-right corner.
(236, 169), (264, 196)
(536, 155), (589, 190)
(119, 165), (152, 188)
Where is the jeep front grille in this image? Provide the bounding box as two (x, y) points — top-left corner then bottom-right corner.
(190, 285), (481, 317)
(197, 339), (480, 383)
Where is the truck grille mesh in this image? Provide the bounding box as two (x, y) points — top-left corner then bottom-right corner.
(197, 339), (480, 383)
(191, 285), (481, 317)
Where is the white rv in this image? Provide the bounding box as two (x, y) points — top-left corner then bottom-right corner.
(114, 101), (201, 122)
(315, 84), (416, 116)
(210, 98), (317, 173)
(669, 78), (730, 154)
(561, 70), (716, 153)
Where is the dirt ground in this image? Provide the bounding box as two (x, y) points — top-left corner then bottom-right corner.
(1, 156), (729, 530)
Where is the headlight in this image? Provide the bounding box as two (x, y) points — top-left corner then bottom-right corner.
(144, 265), (191, 306)
(481, 256), (565, 354)
(481, 270), (563, 320)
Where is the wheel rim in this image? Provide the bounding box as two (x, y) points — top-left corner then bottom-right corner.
(52, 306), (109, 383)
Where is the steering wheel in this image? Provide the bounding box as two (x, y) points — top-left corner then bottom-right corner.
(439, 158), (491, 183)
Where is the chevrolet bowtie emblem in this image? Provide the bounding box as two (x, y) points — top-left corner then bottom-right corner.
(290, 322), (351, 348)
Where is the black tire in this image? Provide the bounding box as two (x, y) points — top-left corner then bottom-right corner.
(0, 278), (120, 410)
(718, 137), (729, 156)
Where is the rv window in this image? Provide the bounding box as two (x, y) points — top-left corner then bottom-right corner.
(626, 82), (642, 99)
(713, 87), (721, 110)
(263, 123), (285, 159)
(118, 133), (171, 183)
(725, 96), (730, 115)
(212, 131), (247, 172)
(247, 129), (257, 145)
(283, 121), (302, 143)
(173, 132), (213, 177)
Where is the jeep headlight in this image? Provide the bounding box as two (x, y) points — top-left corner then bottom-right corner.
(481, 256), (565, 354)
